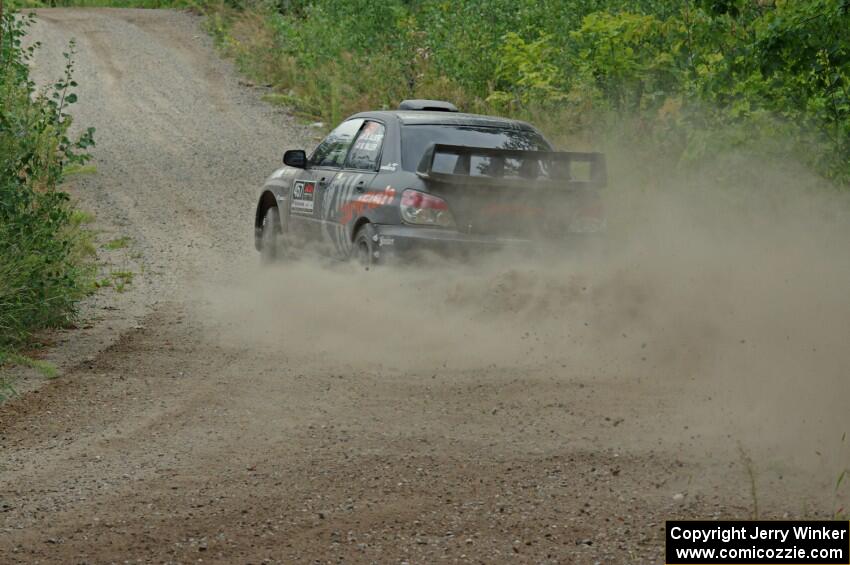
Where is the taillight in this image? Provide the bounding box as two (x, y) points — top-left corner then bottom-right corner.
(400, 189), (455, 227)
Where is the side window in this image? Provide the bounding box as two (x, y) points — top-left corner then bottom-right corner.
(345, 121), (386, 171)
(309, 119), (364, 168)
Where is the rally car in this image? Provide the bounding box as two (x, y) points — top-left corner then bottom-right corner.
(254, 99), (606, 266)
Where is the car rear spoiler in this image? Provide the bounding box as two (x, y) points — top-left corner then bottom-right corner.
(416, 144), (607, 189)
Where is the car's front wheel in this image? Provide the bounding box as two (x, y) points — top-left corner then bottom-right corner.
(260, 206), (283, 264)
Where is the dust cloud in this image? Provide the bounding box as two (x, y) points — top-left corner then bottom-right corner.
(195, 149), (850, 506)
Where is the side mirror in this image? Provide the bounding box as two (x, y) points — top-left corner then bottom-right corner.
(283, 149), (307, 168)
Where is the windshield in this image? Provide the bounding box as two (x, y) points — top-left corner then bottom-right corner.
(401, 124), (550, 172)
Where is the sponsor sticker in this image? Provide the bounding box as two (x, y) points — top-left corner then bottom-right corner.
(338, 186), (396, 224)
(291, 180), (316, 214)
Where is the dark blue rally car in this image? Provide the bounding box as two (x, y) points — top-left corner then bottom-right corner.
(254, 100), (606, 266)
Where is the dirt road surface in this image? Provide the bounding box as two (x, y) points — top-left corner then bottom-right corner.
(2, 8), (849, 564)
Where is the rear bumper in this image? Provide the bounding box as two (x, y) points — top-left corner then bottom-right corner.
(370, 224), (597, 263)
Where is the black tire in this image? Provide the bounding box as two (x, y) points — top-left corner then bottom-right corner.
(352, 224), (379, 269)
(260, 206), (282, 264)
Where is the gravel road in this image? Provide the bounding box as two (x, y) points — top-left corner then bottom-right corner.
(1, 8), (847, 564)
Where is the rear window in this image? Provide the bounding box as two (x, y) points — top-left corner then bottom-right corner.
(400, 125), (550, 172)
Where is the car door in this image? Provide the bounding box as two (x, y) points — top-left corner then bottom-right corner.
(289, 118), (364, 249)
(318, 120), (387, 258)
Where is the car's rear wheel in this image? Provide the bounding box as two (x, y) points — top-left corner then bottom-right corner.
(352, 224), (378, 270)
(260, 206), (282, 264)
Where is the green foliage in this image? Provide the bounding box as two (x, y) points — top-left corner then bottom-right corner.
(488, 32), (565, 111)
(202, 0), (850, 185)
(0, 8), (96, 355)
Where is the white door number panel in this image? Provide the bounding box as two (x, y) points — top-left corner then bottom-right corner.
(291, 180), (316, 214)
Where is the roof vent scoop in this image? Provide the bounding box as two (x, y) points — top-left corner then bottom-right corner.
(398, 99), (459, 112)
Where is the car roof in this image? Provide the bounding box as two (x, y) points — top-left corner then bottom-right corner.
(350, 110), (538, 131)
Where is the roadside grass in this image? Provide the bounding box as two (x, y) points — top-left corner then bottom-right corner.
(93, 267), (135, 292)
(63, 163), (97, 176)
(738, 435), (850, 521)
(835, 469), (848, 519)
(104, 235), (132, 250)
(833, 433), (850, 519)
(100, 234), (137, 292)
(110, 270), (134, 292)
(1, 351), (57, 378)
(0, 377), (17, 403)
(737, 443), (760, 520)
(0, 349), (57, 403)
(71, 209), (96, 224)
(0, 210), (97, 349)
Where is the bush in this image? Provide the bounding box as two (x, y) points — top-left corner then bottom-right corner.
(0, 9), (95, 351)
